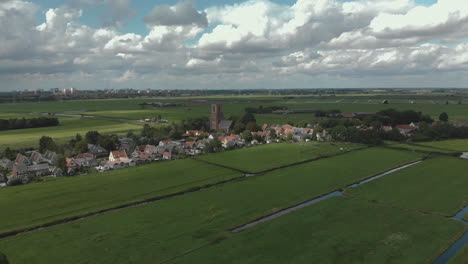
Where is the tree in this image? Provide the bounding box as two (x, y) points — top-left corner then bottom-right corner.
(85, 131), (101, 144)
(205, 139), (222, 153)
(56, 154), (67, 172)
(39, 136), (56, 153)
(240, 112), (256, 125)
(75, 140), (88, 153)
(245, 122), (259, 132)
(439, 112), (449, 122)
(3, 147), (15, 160)
(242, 130), (253, 142)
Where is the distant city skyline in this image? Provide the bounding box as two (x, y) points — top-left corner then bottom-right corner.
(1, 0), (468, 91)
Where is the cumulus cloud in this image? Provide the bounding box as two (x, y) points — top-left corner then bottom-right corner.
(1, 0), (468, 90)
(143, 1), (208, 27)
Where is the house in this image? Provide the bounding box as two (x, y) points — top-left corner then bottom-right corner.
(109, 150), (128, 162)
(118, 138), (136, 153)
(73, 153), (97, 167)
(27, 164), (51, 177)
(66, 158), (79, 174)
(87, 144), (108, 157)
(0, 159), (13, 170)
(29, 151), (43, 165)
(218, 135), (242, 149)
(11, 164), (28, 177)
(50, 167), (63, 177)
(43, 151), (57, 165)
(341, 113), (356, 119)
(316, 130), (332, 142)
(162, 151), (172, 160)
(15, 154), (31, 166)
(396, 124), (417, 136)
(382, 126), (393, 132)
(137, 144), (158, 155)
(96, 161), (112, 172)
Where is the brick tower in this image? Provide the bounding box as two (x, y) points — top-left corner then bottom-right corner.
(210, 104), (223, 130)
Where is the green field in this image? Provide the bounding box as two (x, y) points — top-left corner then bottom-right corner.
(417, 139), (468, 152)
(175, 197), (464, 264)
(384, 141), (458, 154)
(1, 94), (468, 151)
(196, 142), (364, 173)
(0, 159), (241, 234)
(347, 157), (468, 216)
(0, 148), (423, 263)
(448, 244), (468, 264)
(0, 117), (142, 150)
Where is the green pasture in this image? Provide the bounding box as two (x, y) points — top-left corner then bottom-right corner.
(176, 197), (464, 264)
(384, 142), (457, 154)
(0, 117), (142, 150)
(0, 159), (241, 234)
(347, 157), (468, 216)
(417, 139), (468, 152)
(196, 142), (364, 173)
(0, 148), (422, 263)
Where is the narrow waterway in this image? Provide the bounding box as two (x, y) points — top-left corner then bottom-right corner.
(452, 206), (468, 225)
(347, 161), (422, 188)
(231, 191), (343, 233)
(232, 161), (423, 233)
(433, 233), (467, 264)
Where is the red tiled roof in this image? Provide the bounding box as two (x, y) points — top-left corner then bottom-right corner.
(139, 153), (152, 159)
(111, 150), (128, 159)
(75, 153), (95, 159)
(342, 113), (356, 118)
(396, 125), (416, 130)
(163, 151), (170, 157)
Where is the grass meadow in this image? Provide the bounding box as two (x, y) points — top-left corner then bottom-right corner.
(196, 142), (365, 173)
(0, 148), (423, 263)
(417, 139), (468, 152)
(175, 197), (464, 264)
(0, 159), (241, 234)
(0, 117), (142, 151)
(347, 156), (468, 216)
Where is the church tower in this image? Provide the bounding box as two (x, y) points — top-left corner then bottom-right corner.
(210, 104), (223, 130)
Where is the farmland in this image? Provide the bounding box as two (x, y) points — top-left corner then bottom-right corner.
(175, 197), (464, 264)
(0, 94), (467, 152)
(196, 142), (364, 173)
(0, 159), (241, 234)
(0, 148), (425, 263)
(347, 156), (468, 216)
(0, 117), (142, 151)
(417, 139), (468, 152)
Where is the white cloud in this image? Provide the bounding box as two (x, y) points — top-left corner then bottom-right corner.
(1, 0), (468, 90)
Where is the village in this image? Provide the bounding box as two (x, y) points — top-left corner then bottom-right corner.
(0, 104), (466, 188)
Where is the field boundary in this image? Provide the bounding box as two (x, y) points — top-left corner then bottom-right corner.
(194, 146), (367, 175)
(228, 159), (425, 233)
(0, 175), (245, 240)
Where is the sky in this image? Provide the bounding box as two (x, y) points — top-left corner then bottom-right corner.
(1, 0), (468, 91)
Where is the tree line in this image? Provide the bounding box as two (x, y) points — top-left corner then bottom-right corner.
(0, 117), (59, 131)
